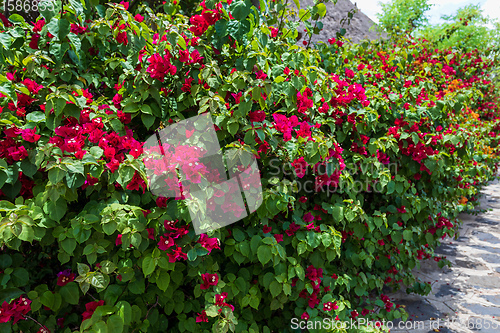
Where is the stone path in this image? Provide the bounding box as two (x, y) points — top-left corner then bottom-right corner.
(387, 177), (500, 333)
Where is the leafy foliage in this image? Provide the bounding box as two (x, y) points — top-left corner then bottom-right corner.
(0, 0), (498, 332)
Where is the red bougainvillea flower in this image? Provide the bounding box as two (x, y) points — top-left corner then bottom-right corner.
(116, 31), (128, 45)
(285, 222), (301, 236)
(134, 14), (144, 22)
(323, 302), (336, 311)
(296, 88), (313, 114)
(115, 234), (122, 246)
(397, 206), (407, 213)
(181, 77), (194, 93)
(146, 228), (155, 240)
(215, 292), (235, 311)
(126, 171), (147, 193)
(270, 27), (278, 37)
(249, 110), (266, 122)
(263, 225), (272, 234)
(200, 273), (219, 290)
(305, 265), (323, 284)
(303, 212), (314, 223)
(37, 326), (50, 333)
(4, 126), (22, 138)
(22, 78), (43, 94)
(197, 234), (220, 254)
(190, 49), (204, 64)
(156, 197), (168, 207)
(106, 159), (120, 173)
(345, 68), (355, 78)
(29, 34), (40, 49)
(70, 23), (87, 34)
(21, 127), (41, 142)
(33, 19), (45, 32)
(158, 235), (175, 251)
(81, 174), (98, 190)
(0, 296), (31, 324)
(196, 310), (208, 322)
(274, 234), (284, 243)
(291, 157), (308, 178)
(255, 70), (267, 80)
(167, 246), (187, 262)
(57, 269), (75, 287)
(82, 300), (104, 321)
(301, 312), (309, 320)
(147, 52), (177, 82)
(273, 113), (299, 141)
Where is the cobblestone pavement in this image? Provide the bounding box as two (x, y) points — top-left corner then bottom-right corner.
(386, 177), (500, 333)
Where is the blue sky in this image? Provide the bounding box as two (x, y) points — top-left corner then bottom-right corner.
(354, 0), (500, 25)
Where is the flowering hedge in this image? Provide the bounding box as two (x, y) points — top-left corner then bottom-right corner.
(0, 0), (498, 332)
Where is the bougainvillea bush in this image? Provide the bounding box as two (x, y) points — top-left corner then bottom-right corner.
(0, 0), (499, 332)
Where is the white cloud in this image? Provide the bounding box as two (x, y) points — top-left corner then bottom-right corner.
(482, 0), (500, 22)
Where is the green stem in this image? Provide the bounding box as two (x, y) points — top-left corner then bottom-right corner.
(281, 8), (311, 41)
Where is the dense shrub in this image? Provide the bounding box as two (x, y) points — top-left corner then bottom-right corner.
(0, 0), (498, 332)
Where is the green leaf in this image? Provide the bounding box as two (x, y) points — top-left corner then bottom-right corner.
(157, 271), (170, 291)
(39, 0), (58, 21)
(116, 301), (132, 325)
(47, 18), (71, 41)
(48, 167), (66, 184)
(21, 159), (37, 178)
(8, 14), (25, 24)
(391, 232), (403, 244)
(91, 321), (108, 333)
(403, 230), (413, 241)
(100, 260), (117, 274)
(317, 3), (327, 17)
(90, 272), (106, 289)
(205, 305), (219, 317)
(232, 228), (246, 242)
(230, 0), (252, 20)
(107, 315), (124, 332)
(141, 113), (155, 129)
(46, 198), (67, 222)
(78, 263), (90, 275)
(269, 280), (282, 297)
(142, 256), (156, 276)
(61, 237), (77, 254)
(69, 0), (85, 15)
(26, 111), (45, 123)
(257, 245), (272, 265)
(67, 161), (84, 175)
(387, 181), (395, 194)
(0, 288), (23, 304)
(18, 225), (34, 242)
(60, 282), (80, 305)
(354, 284), (365, 296)
(40, 290), (55, 309)
(228, 122), (239, 135)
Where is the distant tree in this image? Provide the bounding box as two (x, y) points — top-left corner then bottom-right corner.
(376, 0), (432, 36)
